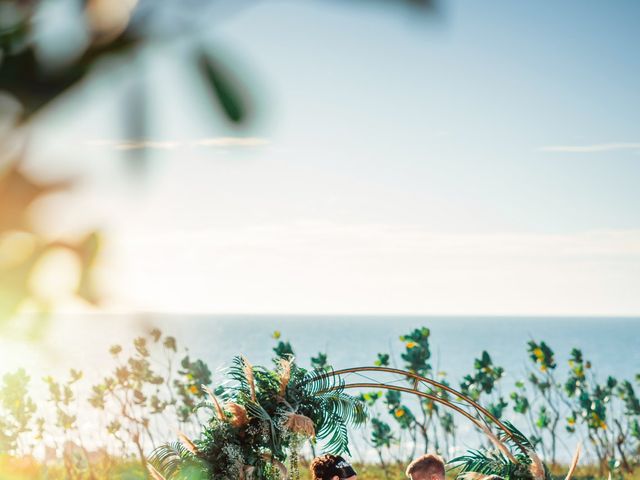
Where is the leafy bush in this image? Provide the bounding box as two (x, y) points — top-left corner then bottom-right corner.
(0, 325), (639, 479)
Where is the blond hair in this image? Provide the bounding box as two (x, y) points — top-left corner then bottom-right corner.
(406, 454), (446, 478)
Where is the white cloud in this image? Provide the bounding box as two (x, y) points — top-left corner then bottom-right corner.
(86, 137), (269, 151)
(539, 142), (640, 153)
(102, 223), (640, 316)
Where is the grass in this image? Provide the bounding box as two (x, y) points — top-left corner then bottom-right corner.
(296, 463), (639, 480)
(1, 456), (637, 479)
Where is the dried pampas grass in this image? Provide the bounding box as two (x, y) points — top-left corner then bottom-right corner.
(240, 465), (256, 480)
(242, 355), (257, 402)
(147, 463), (167, 480)
(527, 448), (545, 480)
(284, 412), (316, 438)
(227, 402), (249, 428)
(202, 385), (226, 422)
(278, 357), (293, 397)
(564, 443), (581, 480)
(177, 431), (199, 455)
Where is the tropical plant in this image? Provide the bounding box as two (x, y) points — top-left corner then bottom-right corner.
(173, 354), (213, 425)
(88, 329), (209, 470)
(397, 327), (439, 453)
(149, 356), (367, 480)
(449, 421), (555, 480)
(563, 348), (640, 475)
(564, 348), (613, 472)
(509, 340), (564, 466)
(359, 391), (395, 465)
(311, 352), (331, 372)
(0, 369), (36, 455)
(2, 325), (640, 478)
(43, 369), (97, 479)
(272, 331), (295, 360)
(460, 351), (505, 405)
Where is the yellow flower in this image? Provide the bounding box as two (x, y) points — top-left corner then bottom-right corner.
(272, 331), (281, 339)
(567, 417), (575, 425)
(406, 341), (417, 349)
(533, 347), (544, 359)
(540, 365), (548, 373)
(189, 385), (199, 394)
(395, 409), (405, 418)
(600, 420), (607, 430)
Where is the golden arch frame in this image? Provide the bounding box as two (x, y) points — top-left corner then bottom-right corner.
(319, 365), (526, 452)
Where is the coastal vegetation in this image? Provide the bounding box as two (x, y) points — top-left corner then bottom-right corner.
(0, 326), (638, 479)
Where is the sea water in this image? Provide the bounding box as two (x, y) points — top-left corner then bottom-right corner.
(1, 315), (638, 462)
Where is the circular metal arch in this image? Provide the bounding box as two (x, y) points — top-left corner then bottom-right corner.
(316, 365), (525, 453)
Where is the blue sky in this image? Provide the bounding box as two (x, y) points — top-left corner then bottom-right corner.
(29, 0), (640, 315)
(231, 0), (640, 232)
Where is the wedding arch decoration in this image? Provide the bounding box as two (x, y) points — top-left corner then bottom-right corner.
(148, 361), (580, 480)
(316, 366), (581, 480)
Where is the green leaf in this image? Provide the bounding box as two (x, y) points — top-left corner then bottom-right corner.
(197, 48), (248, 124)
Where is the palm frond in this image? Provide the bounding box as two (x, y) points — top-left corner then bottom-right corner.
(478, 422), (518, 463)
(291, 367), (367, 456)
(320, 412), (350, 455)
(296, 367), (345, 395)
(148, 442), (191, 479)
(457, 472), (487, 480)
(323, 391), (367, 426)
(227, 356), (251, 397)
(499, 420), (535, 453)
(450, 448), (513, 477)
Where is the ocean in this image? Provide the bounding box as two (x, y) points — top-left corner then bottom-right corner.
(1, 315), (638, 462)
(4, 315), (638, 384)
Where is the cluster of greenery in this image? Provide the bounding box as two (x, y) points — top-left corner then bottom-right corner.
(0, 329), (214, 478)
(356, 329), (640, 478)
(0, 328), (367, 479)
(0, 325), (639, 479)
(148, 354), (366, 480)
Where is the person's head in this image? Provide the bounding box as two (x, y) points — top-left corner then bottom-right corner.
(310, 454), (357, 480)
(405, 454), (446, 480)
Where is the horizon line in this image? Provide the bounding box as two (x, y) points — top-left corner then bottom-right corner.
(20, 311), (640, 319)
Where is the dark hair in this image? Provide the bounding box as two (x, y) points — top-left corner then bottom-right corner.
(310, 454), (357, 480)
(405, 454), (446, 478)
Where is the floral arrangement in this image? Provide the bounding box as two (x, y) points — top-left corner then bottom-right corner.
(148, 355), (366, 480)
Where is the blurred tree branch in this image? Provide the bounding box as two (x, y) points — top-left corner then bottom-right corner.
(0, 0), (438, 332)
